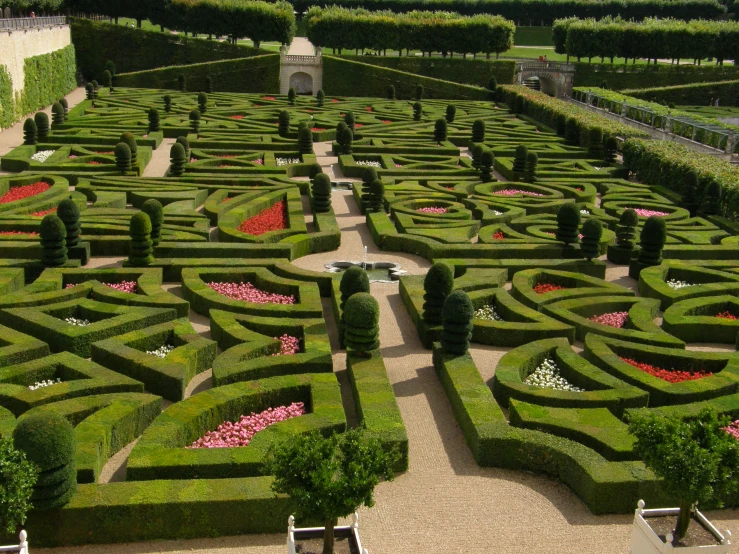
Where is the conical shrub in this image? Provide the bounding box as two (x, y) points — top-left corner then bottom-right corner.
(413, 102), (422, 121)
(513, 145), (528, 174)
(23, 118), (37, 145)
(176, 135), (190, 160)
(386, 85), (395, 100)
(580, 218), (602, 261)
(446, 104), (456, 123)
(361, 167), (377, 209)
(141, 199), (164, 246)
(189, 109), (200, 134)
(480, 149), (494, 183)
(57, 198), (81, 248)
(434, 118), (447, 143)
(51, 102), (65, 126)
(471, 119), (485, 143)
(163, 94), (172, 112)
(298, 126), (313, 154)
(340, 266), (370, 313)
(148, 107), (160, 132)
(638, 216), (666, 266)
(703, 180), (722, 216)
(556, 203), (581, 244)
(198, 92), (207, 114)
(441, 290), (473, 355)
(565, 117), (579, 145)
(119, 132), (138, 167)
(368, 179), (384, 213)
(344, 111), (355, 130)
(312, 173), (332, 213)
(525, 151), (538, 182)
(471, 144), (483, 169)
(423, 262), (454, 325)
(177, 74), (186, 92)
(278, 110), (290, 137)
(415, 84), (424, 100)
(316, 89), (325, 107)
(40, 214), (67, 267)
(344, 292), (380, 356)
(616, 208), (638, 249)
(35, 112), (49, 141)
(114, 142), (132, 174)
(169, 142), (186, 177)
(288, 87), (296, 105)
(129, 212), (154, 266)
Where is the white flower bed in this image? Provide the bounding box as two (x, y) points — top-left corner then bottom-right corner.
(474, 304), (503, 321)
(355, 160), (382, 168)
(275, 157), (300, 166)
(65, 317), (90, 326)
(524, 358), (584, 392)
(580, 209), (590, 215)
(492, 210), (502, 216)
(147, 344), (175, 358)
(31, 150), (55, 163)
(666, 279), (693, 290)
(29, 378), (61, 391)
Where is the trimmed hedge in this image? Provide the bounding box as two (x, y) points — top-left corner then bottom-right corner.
(662, 295), (739, 344)
(574, 62), (739, 91)
(622, 79), (739, 106)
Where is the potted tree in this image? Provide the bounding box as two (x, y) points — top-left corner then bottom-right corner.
(268, 427), (398, 554)
(628, 409), (738, 553)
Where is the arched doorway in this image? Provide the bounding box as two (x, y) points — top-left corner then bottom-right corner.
(289, 72), (313, 95)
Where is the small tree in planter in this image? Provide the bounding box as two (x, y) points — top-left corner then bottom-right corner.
(525, 151), (538, 182)
(413, 102), (422, 121)
(441, 290), (473, 355)
(51, 102), (65, 127)
(57, 198), (81, 248)
(129, 212), (154, 266)
(189, 109), (201, 134)
(386, 84), (395, 100)
(423, 262), (454, 325)
(40, 215), (67, 267)
(434, 118), (447, 144)
(268, 427), (397, 554)
(288, 87), (297, 105)
(480, 149), (494, 183)
(148, 107), (160, 133)
(343, 292), (379, 356)
(368, 179), (384, 213)
(471, 119), (485, 143)
(556, 203), (581, 245)
(580, 218), (602, 261)
(298, 125), (313, 154)
(316, 89), (325, 107)
(446, 104), (456, 123)
(115, 142), (132, 174)
(312, 173), (332, 213)
(120, 132), (138, 168)
(163, 94), (172, 113)
(23, 118), (37, 145)
(169, 142), (186, 177)
(0, 437), (37, 534)
(628, 408), (739, 543)
(34, 112), (49, 141)
(198, 92), (207, 114)
(142, 199), (164, 246)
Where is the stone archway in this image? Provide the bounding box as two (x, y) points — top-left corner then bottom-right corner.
(289, 71), (313, 95)
(514, 62), (576, 98)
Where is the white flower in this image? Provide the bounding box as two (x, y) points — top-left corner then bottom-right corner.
(580, 209), (590, 215)
(31, 150), (55, 163)
(474, 304), (503, 321)
(147, 344), (175, 358)
(65, 317), (90, 326)
(666, 279), (692, 290)
(29, 378), (61, 391)
(355, 160), (381, 168)
(275, 157), (301, 166)
(524, 358), (584, 392)
(492, 210), (502, 216)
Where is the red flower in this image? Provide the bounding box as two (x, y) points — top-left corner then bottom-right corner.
(88, 161), (103, 165)
(620, 357), (713, 383)
(0, 181), (50, 204)
(237, 200), (288, 236)
(229, 115), (244, 120)
(492, 231), (505, 240)
(262, 96), (276, 101)
(310, 127), (326, 132)
(0, 230), (38, 236)
(533, 283), (566, 294)
(366, 106), (373, 112)
(354, 124), (364, 128)
(331, 99), (339, 103)
(219, 154), (237, 158)
(716, 311), (738, 320)
(31, 208), (57, 217)
(381, 120), (392, 124)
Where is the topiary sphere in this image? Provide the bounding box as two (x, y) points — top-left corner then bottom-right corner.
(309, 163), (323, 179)
(515, 145), (528, 161)
(580, 217), (602, 261)
(13, 412), (75, 472)
(369, 179), (384, 197)
(35, 112), (49, 140)
(471, 119), (485, 143)
(340, 266), (370, 312)
(344, 292), (380, 329)
(441, 290), (473, 355)
(344, 111), (355, 128)
(434, 118), (448, 142)
(198, 92), (207, 106)
(639, 216), (666, 265)
(471, 144), (484, 168)
(130, 211), (152, 235)
(141, 199), (164, 245)
(556, 203), (581, 244)
(176, 135), (189, 157)
(481, 149), (494, 167)
(40, 214), (66, 242)
(115, 142), (132, 174)
(23, 118), (37, 145)
(312, 173), (332, 213)
(362, 167), (378, 184)
(423, 262), (454, 325)
(313, 172), (331, 190)
(620, 208), (639, 228)
(119, 132), (138, 165)
(170, 142), (186, 161)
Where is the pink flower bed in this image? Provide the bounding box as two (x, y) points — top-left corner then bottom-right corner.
(88, 161), (103, 165)
(724, 420), (739, 440)
(68, 155), (77, 159)
(381, 120), (392, 124)
(310, 127), (326, 132)
(262, 96), (276, 101)
(65, 281), (137, 293)
(417, 207), (448, 214)
(0, 230), (37, 236)
(0, 182), (50, 204)
(589, 311), (629, 328)
(494, 189), (544, 197)
(219, 154), (237, 158)
(190, 157), (197, 163)
(206, 281), (295, 304)
(187, 402), (305, 448)
(229, 115), (244, 120)
(273, 334), (300, 356)
(31, 208), (57, 217)
(633, 208), (669, 217)
(253, 158), (263, 165)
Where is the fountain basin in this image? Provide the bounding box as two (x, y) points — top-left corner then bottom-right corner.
(325, 261), (405, 282)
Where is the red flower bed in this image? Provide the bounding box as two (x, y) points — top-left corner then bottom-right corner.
(533, 283), (566, 294)
(716, 311), (738, 320)
(366, 106), (373, 112)
(331, 99), (339, 103)
(229, 115), (244, 120)
(0, 230), (37, 236)
(262, 96), (276, 101)
(237, 200), (287, 236)
(620, 357), (713, 383)
(31, 208), (57, 217)
(492, 231), (505, 240)
(218, 154), (237, 158)
(354, 123), (364, 128)
(310, 127), (326, 132)
(0, 182), (50, 204)
(88, 161), (103, 165)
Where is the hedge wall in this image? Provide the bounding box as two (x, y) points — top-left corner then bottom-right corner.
(573, 62), (739, 91)
(0, 65), (12, 130)
(114, 55), (281, 93)
(338, 56), (516, 87)
(622, 79), (739, 106)
(323, 56), (490, 100)
(71, 18), (265, 82)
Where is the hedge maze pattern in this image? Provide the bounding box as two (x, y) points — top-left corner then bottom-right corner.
(1, 86), (739, 545)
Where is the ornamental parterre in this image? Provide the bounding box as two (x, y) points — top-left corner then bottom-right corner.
(620, 357), (713, 383)
(237, 200), (288, 236)
(0, 181), (50, 203)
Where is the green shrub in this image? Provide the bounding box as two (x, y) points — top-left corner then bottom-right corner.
(278, 110), (290, 137)
(120, 132), (138, 167)
(85, 82), (94, 100)
(340, 266), (370, 313)
(682, 170), (700, 215)
(513, 144), (528, 174)
(556, 203), (581, 244)
(386, 84), (395, 100)
(0, 437), (37, 534)
(471, 143), (483, 169)
(51, 102), (65, 127)
(298, 126), (313, 154)
(189, 109), (201, 133)
(13, 412), (76, 511)
(361, 167), (378, 208)
(288, 87), (296, 105)
(142, 199), (164, 247)
(115, 142), (132, 174)
(129, 212), (154, 267)
(525, 151), (538, 182)
(441, 290), (473, 355)
(205, 75), (213, 93)
(103, 69), (113, 89)
(434, 118), (448, 143)
(59, 98), (68, 120)
(34, 112), (49, 141)
(312, 173), (332, 213)
(555, 113), (567, 136)
(148, 107), (160, 132)
(638, 216), (666, 266)
(344, 292), (380, 356)
(337, 126), (353, 154)
(702, 180), (722, 216)
(471, 119), (485, 143)
(344, 111), (355, 130)
(57, 198), (81, 248)
(23, 118), (37, 145)
(487, 76), (497, 91)
(589, 128), (604, 159)
(445, 104), (456, 123)
(480, 148), (494, 183)
(178, 74), (186, 92)
(604, 136), (618, 163)
(581, 218), (602, 261)
(413, 101), (422, 121)
(176, 135), (189, 159)
(565, 116), (579, 145)
(423, 262), (454, 325)
(616, 208), (638, 249)
(163, 94), (172, 112)
(169, 142), (186, 177)
(368, 179), (384, 213)
(40, 214), (67, 267)
(316, 89), (325, 107)
(415, 84), (424, 100)
(198, 92), (208, 113)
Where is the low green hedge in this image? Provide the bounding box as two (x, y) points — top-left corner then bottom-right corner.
(574, 62), (739, 91)
(622, 79), (739, 106)
(637, 263), (739, 310)
(0, 322), (49, 368)
(662, 295), (739, 344)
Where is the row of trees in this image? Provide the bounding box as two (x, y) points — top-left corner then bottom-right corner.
(1, 0), (64, 12)
(306, 7), (514, 56)
(554, 17), (739, 64)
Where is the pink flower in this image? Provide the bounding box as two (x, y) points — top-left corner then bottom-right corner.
(494, 189), (544, 197)
(633, 208), (669, 217)
(417, 207), (448, 214)
(272, 334), (300, 356)
(589, 311), (628, 328)
(723, 420), (739, 440)
(207, 281), (295, 304)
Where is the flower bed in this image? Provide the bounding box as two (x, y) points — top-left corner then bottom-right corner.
(229, 115), (244, 120)
(0, 230), (38, 236)
(66, 281), (138, 293)
(633, 208), (669, 217)
(0, 181), (50, 204)
(474, 304), (503, 321)
(417, 207), (448, 214)
(620, 357), (713, 383)
(716, 311), (738, 320)
(237, 200), (287, 236)
(187, 402), (305, 448)
(666, 279), (693, 290)
(272, 334), (300, 356)
(275, 157), (300, 166)
(147, 344), (174, 358)
(355, 160), (381, 168)
(524, 358), (584, 392)
(29, 378), (61, 391)
(589, 311), (628, 328)
(31, 150), (55, 163)
(533, 283), (566, 294)
(310, 127), (326, 132)
(206, 281), (295, 304)
(494, 189), (544, 197)
(31, 208), (57, 217)
(492, 231), (505, 240)
(65, 317), (90, 326)
(724, 420), (739, 440)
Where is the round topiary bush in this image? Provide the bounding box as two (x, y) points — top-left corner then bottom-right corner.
(413, 102), (422, 121)
(480, 149), (494, 183)
(13, 411), (76, 511)
(565, 117), (579, 145)
(114, 141), (132, 174)
(298, 126), (313, 154)
(142, 199), (164, 246)
(40, 214), (67, 267)
(338, 126), (353, 155)
(343, 292), (380, 356)
(316, 89), (325, 107)
(178, 74), (186, 92)
(288, 87), (296, 105)
(103, 69), (113, 89)
(148, 107), (160, 132)
(513, 145), (528, 174)
(555, 113), (567, 136)
(415, 84), (424, 100)
(85, 82), (94, 100)
(59, 97), (68, 120)
(580, 217), (602, 261)
(556, 203), (581, 244)
(471, 119), (485, 143)
(588, 128), (604, 159)
(23, 118), (37, 145)
(129, 212), (154, 266)
(205, 75), (213, 93)
(57, 198), (81, 248)
(703, 180), (722, 216)
(638, 215), (667, 266)
(604, 136), (618, 164)
(423, 262), (454, 325)
(434, 118), (448, 143)
(308, 163), (323, 182)
(441, 290), (473, 355)
(361, 167), (377, 208)
(198, 92), (207, 113)
(445, 104), (456, 123)
(312, 173), (332, 213)
(682, 170), (700, 215)
(471, 144), (484, 169)
(176, 135), (189, 159)
(616, 208), (639, 249)
(386, 85), (395, 100)
(525, 151), (538, 182)
(189, 109), (201, 133)
(163, 94), (172, 112)
(368, 179), (384, 213)
(344, 111), (355, 130)
(169, 142), (186, 177)
(34, 112), (49, 141)
(51, 102), (65, 126)
(340, 266), (370, 313)
(278, 110), (290, 137)
(119, 132), (138, 167)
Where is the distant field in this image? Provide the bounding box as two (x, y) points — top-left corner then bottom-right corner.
(514, 26), (553, 47)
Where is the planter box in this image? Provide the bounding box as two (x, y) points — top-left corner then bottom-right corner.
(287, 513), (366, 554)
(631, 500), (732, 554)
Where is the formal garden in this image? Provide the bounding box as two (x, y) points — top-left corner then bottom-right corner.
(1, 0), (739, 552)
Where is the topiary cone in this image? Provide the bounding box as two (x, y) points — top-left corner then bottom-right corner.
(616, 208), (638, 249)
(141, 199), (164, 246)
(169, 142), (186, 177)
(638, 216), (666, 266)
(344, 292), (380, 356)
(513, 145), (528, 174)
(480, 149), (494, 183)
(580, 217), (602, 261)
(129, 212), (154, 266)
(40, 214), (67, 267)
(35, 112), (50, 141)
(176, 135), (190, 160)
(312, 173), (332, 213)
(441, 290), (473, 355)
(298, 126), (313, 154)
(588, 128), (604, 159)
(119, 132), (138, 167)
(57, 198), (81, 248)
(316, 89), (325, 107)
(434, 118), (448, 143)
(148, 107), (160, 132)
(23, 118), (37, 145)
(471, 119), (485, 143)
(423, 262), (454, 325)
(51, 102), (65, 126)
(340, 266), (370, 313)
(115, 142), (132, 174)
(525, 151), (538, 182)
(368, 179), (384, 213)
(189, 109), (201, 134)
(278, 110), (290, 137)
(471, 144), (483, 169)
(446, 104), (456, 123)
(556, 203), (581, 244)
(198, 92), (207, 113)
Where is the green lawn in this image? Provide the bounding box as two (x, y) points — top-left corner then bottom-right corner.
(514, 27), (553, 47)
(678, 106), (739, 118)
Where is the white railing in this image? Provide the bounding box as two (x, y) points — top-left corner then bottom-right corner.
(0, 16), (66, 30)
(516, 61), (575, 73)
(0, 530), (29, 554)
